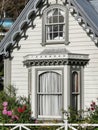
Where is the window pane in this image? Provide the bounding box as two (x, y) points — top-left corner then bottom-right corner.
(48, 17), (53, 23)
(72, 72), (78, 93)
(71, 71), (80, 111)
(58, 32), (64, 39)
(53, 32), (59, 39)
(39, 95), (62, 116)
(47, 33), (53, 40)
(47, 25), (52, 32)
(53, 8), (58, 16)
(53, 25), (58, 32)
(59, 25), (64, 31)
(59, 9), (65, 16)
(59, 16), (64, 23)
(47, 10), (53, 23)
(53, 16), (58, 23)
(46, 26), (52, 40)
(72, 95), (78, 110)
(46, 7), (65, 42)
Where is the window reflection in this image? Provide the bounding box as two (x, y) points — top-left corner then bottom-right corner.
(46, 8), (65, 41)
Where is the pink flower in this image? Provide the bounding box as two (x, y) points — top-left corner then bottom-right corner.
(14, 115), (19, 120)
(91, 107), (95, 111)
(90, 104), (93, 107)
(3, 101), (8, 107)
(12, 115), (19, 120)
(2, 109), (8, 115)
(3, 107), (7, 110)
(92, 101), (96, 106)
(35, 120), (38, 123)
(7, 111), (12, 116)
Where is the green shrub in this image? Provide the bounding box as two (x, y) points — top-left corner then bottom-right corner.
(0, 85), (31, 123)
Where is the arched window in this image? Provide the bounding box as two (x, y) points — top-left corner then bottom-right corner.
(37, 71), (62, 118)
(71, 71), (80, 110)
(42, 5), (69, 45)
(72, 72), (79, 93)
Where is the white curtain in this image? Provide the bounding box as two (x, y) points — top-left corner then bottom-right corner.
(38, 71), (62, 117)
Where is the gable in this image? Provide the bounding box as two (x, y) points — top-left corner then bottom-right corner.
(0, 0), (98, 56)
(0, 0), (45, 56)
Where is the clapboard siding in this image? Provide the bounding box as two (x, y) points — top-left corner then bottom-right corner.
(11, 1), (98, 108)
(69, 13), (98, 108)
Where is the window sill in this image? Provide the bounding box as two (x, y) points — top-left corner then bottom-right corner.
(46, 40), (65, 44)
(72, 92), (80, 95)
(41, 40), (70, 46)
(38, 115), (62, 119)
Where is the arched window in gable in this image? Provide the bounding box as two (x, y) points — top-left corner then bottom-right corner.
(42, 5), (69, 45)
(47, 8), (64, 40)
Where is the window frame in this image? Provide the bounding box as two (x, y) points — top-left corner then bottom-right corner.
(71, 70), (80, 110)
(42, 4), (69, 46)
(35, 68), (64, 119)
(70, 66), (82, 111)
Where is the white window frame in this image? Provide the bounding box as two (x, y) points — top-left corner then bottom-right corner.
(42, 4), (69, 46)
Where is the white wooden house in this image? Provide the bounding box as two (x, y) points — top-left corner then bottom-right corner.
(0, 0), (98, 120)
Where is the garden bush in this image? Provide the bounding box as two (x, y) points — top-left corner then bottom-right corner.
(0, 85), (31, 123)
(1, 86), (98, 130)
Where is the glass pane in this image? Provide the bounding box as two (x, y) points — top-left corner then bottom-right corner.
(59, 16), (64, 23)
(47, 33), (53, 40)
(46, 25), (53, 40)
(59, 9), (65, 16)
(47, 10), (53, 23)
(48, 17), (53, 23)
(59, 25), (64, 31)
(58, 32), (64, 39)
(71, 71), (80, 111)
(72, 95), (78, 111)
(47, 25), (52, 32)
(53, 25), (58, 32)
(53, 8), (58, 16)
(72, 72), (78, 93)
(53, 25), (58, 39)
(53, 32), (58, 39)
(39, 95), (62, 116)
(53, 16), (58, 23)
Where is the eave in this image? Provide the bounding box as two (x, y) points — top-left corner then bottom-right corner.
(0, 0), (46, 57)
(23, 50), (89, 67)
(68, 0), (98, 44)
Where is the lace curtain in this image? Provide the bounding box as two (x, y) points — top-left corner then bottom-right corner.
(38, 71), (62, 117)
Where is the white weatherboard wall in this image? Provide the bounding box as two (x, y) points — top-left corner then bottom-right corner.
(68, 14), (98, 108)
(11, 2), (98, 109)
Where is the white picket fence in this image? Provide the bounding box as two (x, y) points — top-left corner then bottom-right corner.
(0, 121), (98, 130)
(0, 123), (67, 130)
